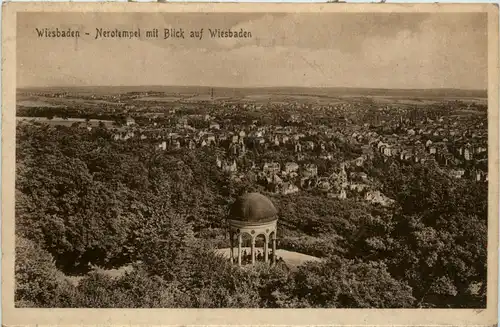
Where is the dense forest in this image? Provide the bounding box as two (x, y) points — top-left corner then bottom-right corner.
(15, 122), (487, 308)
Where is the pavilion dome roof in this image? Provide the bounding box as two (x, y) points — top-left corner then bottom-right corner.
(228, 192), (278, 223)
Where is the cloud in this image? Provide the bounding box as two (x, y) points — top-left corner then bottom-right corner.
(17, 12), (487, 89)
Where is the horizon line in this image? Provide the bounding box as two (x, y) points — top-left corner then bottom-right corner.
(17, 85), (488, 92)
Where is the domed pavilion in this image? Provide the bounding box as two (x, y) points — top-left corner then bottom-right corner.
(227, 192), (278, 266)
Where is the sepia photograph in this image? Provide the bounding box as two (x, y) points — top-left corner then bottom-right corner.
(2, 3), (499, 326)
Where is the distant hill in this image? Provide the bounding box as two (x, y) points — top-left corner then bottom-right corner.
(17, 85), (487, 99)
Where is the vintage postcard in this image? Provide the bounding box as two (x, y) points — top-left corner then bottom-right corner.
(2, 2), (499, 326)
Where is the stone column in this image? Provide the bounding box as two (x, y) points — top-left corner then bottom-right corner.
(237, 233), (242, 266)
(251, 236), (256, 265)
(272, 231), (277, 264)
(264, 234), (269, 263)
(229, 231), (234, 264)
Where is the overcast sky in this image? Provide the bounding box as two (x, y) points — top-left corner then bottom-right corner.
(17, 12), (487, 89)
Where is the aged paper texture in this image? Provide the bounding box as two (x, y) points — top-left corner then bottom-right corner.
(2, 2), (499, 326)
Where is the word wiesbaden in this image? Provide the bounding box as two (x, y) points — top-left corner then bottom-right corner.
(35, 27), (81, 38)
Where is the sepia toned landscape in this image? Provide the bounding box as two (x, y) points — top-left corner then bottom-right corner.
(14, 11), (489, 310)
(15, 85), (488, 308)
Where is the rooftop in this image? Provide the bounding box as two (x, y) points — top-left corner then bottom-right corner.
(228, 192), (278, 223)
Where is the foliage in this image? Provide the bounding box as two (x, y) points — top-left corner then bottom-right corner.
(72, 267), (178, 308)
(15, 123), (487, 308)
(15, 235), (77, 307)
(376, 159), (487, 307)
(292, 256), (415, 308)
